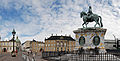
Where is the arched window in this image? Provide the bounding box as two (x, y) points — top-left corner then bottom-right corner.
(79, 36), (85, 46)
(93, 36), (100, 46)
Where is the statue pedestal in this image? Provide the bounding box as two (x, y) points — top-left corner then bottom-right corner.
(73, 27), (107, 53)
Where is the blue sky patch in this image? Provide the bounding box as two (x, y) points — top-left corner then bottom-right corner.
(0, 0), (120, 42)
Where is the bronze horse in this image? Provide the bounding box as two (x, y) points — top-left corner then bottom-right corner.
(80, 11), (103, 28)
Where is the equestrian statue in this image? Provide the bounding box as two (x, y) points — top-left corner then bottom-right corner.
(80, 6), (103, 28)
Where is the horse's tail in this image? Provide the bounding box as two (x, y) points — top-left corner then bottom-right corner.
(99, 16), (103, 27)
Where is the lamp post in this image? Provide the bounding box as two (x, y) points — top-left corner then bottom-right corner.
(12, 29), (16, 57)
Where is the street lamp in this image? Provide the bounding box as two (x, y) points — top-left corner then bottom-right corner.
(11, 29), (16, 57)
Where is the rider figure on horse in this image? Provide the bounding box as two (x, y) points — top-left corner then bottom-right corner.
(80, 6), (103, 28)
(87, 6), (93, 21)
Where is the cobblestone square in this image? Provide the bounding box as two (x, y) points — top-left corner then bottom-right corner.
(0, 52), (47, 61)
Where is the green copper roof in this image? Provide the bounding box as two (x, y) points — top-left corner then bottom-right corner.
(16, 36), (21, 43)
(13, 29), (15, 33)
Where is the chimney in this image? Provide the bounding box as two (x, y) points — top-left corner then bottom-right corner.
(65, 34), (67, 36)
(51, 34), (53, 36)
(69, 35), (71, 37)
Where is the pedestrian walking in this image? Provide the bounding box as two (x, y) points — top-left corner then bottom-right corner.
(32, 57), (35, 61)
(32, 53), (35, 61)
(27, 56), (30, 61)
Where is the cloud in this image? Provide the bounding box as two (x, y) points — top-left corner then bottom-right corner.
(0, 0), (120, 43)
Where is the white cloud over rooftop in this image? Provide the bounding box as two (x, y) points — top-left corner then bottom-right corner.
(0, 0), (120, 43)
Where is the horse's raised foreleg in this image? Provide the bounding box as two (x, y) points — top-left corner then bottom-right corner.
(94, 22), (97, 27)
(82, 22), (85, 28)
(85, 22), (88, 28)
(98, 22), (100, 27)
(94, 23), (98, 27)
(94, 18), (100, 27)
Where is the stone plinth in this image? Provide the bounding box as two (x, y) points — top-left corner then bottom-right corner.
(73, 27), (107, 53)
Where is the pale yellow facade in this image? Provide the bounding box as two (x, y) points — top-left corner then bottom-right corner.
(31, 41), (44, 52)
(0, 41), (17, 52)
(44, 36), (75, 52)
(23, 40), (44, 52)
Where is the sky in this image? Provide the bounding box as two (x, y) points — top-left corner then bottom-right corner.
(0, 0), (120, 43)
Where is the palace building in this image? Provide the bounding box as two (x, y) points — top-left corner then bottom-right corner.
(22, 39), (44, 52)
(44, 35), (75, 52)
(30, 39), (44, 52)
(0, 36), (21, 53)
(0, 40), (17, 52)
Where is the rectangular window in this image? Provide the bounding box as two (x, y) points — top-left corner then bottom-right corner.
(48, 44), (50, 46)
(46, 44), (47, 47)
(57, 48), (59, 51)
(57, 43), (59, 47)
(7, 43), (9, 46)
(9, 42), (11, 46)
(1, 43), (2, 46)
(61, 43), (63, 47)
(64, 43), (66, 47)
(54, 47), (55, 50)
(4, 42), (5, 46)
